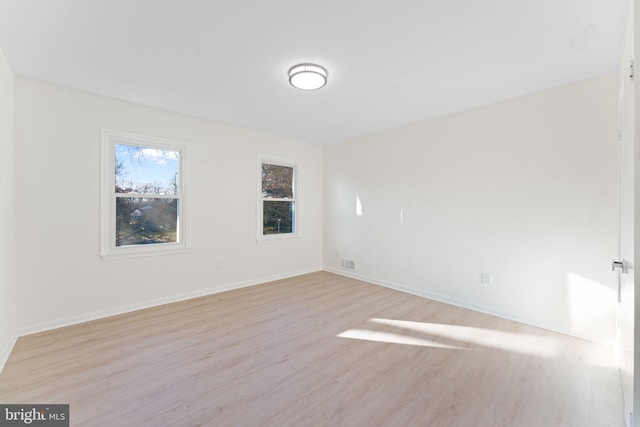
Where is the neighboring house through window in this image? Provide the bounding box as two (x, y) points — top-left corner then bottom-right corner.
(100, 129), (187, 259)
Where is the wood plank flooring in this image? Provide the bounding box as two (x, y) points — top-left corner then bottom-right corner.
(0, 271), (623, 426)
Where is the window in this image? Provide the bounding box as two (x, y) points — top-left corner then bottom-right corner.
(100, 129), (187, 259)
(258, 156), (297, 241)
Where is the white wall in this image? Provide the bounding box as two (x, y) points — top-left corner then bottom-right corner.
(324, 74), (619, 345)
(7, 71), (620, 347)
(0, 49), (16, 369)
(14, 79), (323, 333)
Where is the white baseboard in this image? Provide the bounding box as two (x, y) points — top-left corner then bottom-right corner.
(18, 267), (322, 337)
(0, 331), (18, 375)
(10, 265), (612, 369)
(323, 267), (612, 347)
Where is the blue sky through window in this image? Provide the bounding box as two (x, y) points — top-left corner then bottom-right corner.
(115, 144), (179, 194)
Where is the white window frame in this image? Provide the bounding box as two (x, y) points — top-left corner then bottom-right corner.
(257, 154), (299, 242)
(100, 129), (188, 260)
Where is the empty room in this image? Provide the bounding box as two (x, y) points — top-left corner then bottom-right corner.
(0, 1), (636, 426)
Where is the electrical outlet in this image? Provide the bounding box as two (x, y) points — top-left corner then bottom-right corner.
(481, 273), (492, 285)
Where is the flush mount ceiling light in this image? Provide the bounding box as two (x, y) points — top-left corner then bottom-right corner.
(288, 63), (328, 90)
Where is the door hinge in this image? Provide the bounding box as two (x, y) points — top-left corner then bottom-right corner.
(630, 60), (635, 82)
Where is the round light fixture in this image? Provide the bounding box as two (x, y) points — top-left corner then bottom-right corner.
(288, 63), (328, 90)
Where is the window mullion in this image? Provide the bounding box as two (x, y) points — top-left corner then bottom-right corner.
(115, 193), (181, 200)
(262, 197), (295, 202)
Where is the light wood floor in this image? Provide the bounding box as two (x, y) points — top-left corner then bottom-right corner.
(0, 271), (623, 426)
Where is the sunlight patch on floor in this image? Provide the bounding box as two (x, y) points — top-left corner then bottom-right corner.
(337, 318), (562, 358)
(337, 328), (466, 350)
(371, 318), (561, 357)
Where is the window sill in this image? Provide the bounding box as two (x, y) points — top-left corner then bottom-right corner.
(256, 234), (301, 244)
(100, 245), (189, 261)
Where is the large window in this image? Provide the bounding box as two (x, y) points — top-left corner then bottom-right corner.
(100, 129), (187, 259)
(258, 156), (297, 241)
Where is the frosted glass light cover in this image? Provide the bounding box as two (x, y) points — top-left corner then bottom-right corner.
(288, 64), (328, 90)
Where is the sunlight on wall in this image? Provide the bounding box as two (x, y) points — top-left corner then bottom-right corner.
(356, 194), (363, 217)
(567, 272), (616, 344)
(337, 318), (561, 358)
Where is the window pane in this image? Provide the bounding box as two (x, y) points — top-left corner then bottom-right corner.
(116, 197), (178, 246)
(115, 144), (179, 195)
(263, 201), (294, 234)
(262, 164), (293, 198)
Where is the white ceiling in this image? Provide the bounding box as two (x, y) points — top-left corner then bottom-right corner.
(0, 0), (629, 145)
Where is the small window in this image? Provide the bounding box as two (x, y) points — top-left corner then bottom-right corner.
(258, 156), (297, 241)
(100, 129), (187, 259)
